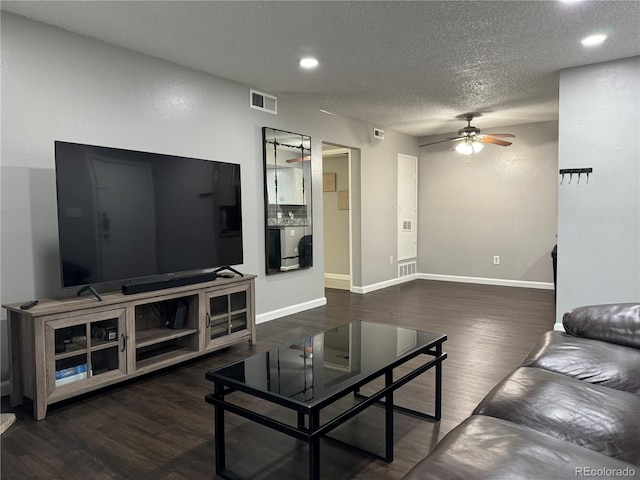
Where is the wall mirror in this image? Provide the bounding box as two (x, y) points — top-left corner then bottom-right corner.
(263, 127), (312, 275)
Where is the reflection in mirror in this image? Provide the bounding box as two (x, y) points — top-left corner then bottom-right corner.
(265, 322), (362, 401)
(263, 127), (312, 275)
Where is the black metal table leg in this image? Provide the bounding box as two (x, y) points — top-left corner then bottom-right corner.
(434, 343), (442, 421)
(214, 382), (226, 474)
(308, 411), (320, 480)
(385, 370), (394, 462)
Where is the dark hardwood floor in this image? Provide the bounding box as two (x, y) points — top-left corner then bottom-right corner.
(1, 280), (555, 479)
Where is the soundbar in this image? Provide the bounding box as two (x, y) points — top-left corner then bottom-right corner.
(121, 272), (218, 295)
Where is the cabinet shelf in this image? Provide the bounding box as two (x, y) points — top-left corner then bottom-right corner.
(54, 349), (87, 361)
(54, 339), (120, 360)
(135, 328), (198, 349)
(136, 347), (193, 370)
(91, 339), (119, 351)
(54, 343), (86, 358)
(210, 309), (248, 322)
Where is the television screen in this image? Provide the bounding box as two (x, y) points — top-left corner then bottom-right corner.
(54, 141), (243, 289)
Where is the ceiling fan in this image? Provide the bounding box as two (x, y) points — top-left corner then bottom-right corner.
(419, 114), (515, 154)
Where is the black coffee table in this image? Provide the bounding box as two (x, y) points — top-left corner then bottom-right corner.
(205, 320), (447, 479)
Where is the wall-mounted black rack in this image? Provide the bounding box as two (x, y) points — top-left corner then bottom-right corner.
(559, 168), (593, 184)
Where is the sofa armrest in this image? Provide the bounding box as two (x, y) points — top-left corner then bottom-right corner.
(563, 303), (640, 349)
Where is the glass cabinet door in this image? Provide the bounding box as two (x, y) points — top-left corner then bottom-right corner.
(205, 285), (250, 349)
(46, 309), (126, 396)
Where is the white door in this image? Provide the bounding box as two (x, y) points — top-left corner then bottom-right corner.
(397, 154), (417, 261)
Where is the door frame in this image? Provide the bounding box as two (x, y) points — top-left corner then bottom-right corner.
(322, 143), (360, 291)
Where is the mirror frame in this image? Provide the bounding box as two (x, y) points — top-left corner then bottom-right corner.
(262, 127), (313, 275)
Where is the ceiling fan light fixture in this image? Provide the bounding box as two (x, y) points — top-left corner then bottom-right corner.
(455, 142), (472, 155)
(471, 142), (484, 153)
(455, 140), (484, 155)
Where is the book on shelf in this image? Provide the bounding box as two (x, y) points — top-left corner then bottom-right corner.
(55, 363), (88, 386)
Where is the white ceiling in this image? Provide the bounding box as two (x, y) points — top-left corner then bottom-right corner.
(2, 1), (639, 137)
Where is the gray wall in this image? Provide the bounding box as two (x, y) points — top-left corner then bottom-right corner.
(556, 57), (640, 325)
(418, 121), (559, 285)
(0, 13), (418, 384)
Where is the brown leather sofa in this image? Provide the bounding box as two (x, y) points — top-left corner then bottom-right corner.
(403, 303), (640, 480)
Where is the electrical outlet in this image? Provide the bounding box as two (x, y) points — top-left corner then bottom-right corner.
(493, 256), (500, 265)
(389, 256), (394, 264)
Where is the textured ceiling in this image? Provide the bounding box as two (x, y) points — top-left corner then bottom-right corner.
(2, 1), (639, 137)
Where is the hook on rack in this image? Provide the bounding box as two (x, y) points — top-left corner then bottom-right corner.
(559, 168), (593, 185)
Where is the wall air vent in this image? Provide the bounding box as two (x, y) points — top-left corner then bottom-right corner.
(398, 261), (417, 278)
(250, 89), (277, 114)
(373, 128), (385, 139)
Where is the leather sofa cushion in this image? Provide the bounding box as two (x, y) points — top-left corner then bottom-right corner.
(402, 415), (638, 480)
(564, 303), (640, 349)
(522, 331), (640, 394)
(473, 367), (640, 464)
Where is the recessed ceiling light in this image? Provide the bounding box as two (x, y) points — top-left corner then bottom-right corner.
(300, 57), (319, 69)
(581, 34), (607, 47)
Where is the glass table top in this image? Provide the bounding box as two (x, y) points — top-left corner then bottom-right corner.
(206, 320), (445, 408)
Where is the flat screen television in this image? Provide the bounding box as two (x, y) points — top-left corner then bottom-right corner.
(54, 141), (243, 292)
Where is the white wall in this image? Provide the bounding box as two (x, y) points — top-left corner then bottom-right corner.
(418, 121), (559, 287)
(556, 56), (640, 325)
(0, 13), (418, 384)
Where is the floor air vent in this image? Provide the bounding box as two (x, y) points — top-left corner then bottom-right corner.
(398, 261), (417, 278)
(250, 89), (277, 114)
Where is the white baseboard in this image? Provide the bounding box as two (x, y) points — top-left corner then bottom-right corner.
(257, 273), (551, 323)
(352, 274), (418, 294)
(256, 297), (327, 324)
(324, 273), (350, 281)
(325, 273), (350, 291)
(418, 273), (554, 290)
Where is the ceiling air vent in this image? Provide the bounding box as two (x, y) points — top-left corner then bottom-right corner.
(250, 89), (277, 114)
(373, 128), (385, 139)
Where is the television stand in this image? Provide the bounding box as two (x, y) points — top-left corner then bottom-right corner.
(213, 266), (244, 277)
(76, 285), (102, 301)
(4, 274), (256, 420)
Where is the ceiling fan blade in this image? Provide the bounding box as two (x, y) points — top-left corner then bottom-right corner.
(285, 156), (310, 163)
(479, 137), (512, 146)
(482, 133), (515, 138)
(419, 137), (463, 147)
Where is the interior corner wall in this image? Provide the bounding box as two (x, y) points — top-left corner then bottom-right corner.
(0, 13), (418, 384)
(556, 56), (640, 325)
(349, 149), (363, 289)
(418, 121), (559, 284)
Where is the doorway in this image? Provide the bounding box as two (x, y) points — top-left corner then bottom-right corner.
(322, 143), (356, 290)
